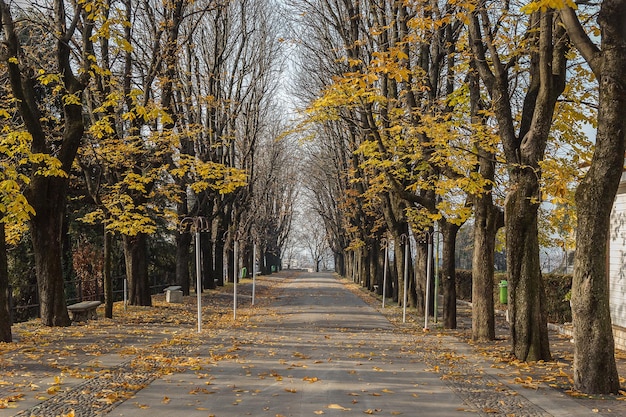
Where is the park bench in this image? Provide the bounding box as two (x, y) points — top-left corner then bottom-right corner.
(67, 300), (101, 322)
(163, 285), (183, 303)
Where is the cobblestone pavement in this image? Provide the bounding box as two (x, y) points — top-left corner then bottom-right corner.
(2, 271), (626, 416)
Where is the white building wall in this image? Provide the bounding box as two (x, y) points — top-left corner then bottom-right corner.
(609, 173), (626, 344)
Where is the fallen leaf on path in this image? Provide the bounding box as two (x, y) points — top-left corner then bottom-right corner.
(46, 385), (61, 395)
(327, 404), (351, 411)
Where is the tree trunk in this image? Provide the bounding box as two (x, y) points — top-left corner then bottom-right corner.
(441, 221), (459, 329)
(568, 0), (625, 394)
(0, 223), (12, 342)
(414, 238), (427, 313)
(176, 231), (192, 295)
(30, 184), (71, 326)
(472, 193), (500, 341)
(103, 228), (113, 319)
(123, 233), (151, 306)
(505, 172), (551, 361)
(215, 237), (225, 286)
(202, 233), (216, 290)
(334, 251), (345, 276)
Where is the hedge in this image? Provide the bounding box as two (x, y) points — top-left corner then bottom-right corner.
(454, 270), (572, 324)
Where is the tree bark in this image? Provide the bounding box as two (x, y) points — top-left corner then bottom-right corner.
(0, 223), (12, 342)
(441, 221), (460, 329)
(176, 231), (192, 296)
(202, 233), (216, 290)
(472, 191), (500, 341)
(29, 183), (72, 326)
(123, 233), (151, 306)
(563, 0), (626, 395)
(505, 173), (551, 360)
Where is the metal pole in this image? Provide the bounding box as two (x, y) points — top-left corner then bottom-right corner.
(195, 228), (202, 333)
(233, 240), (238, 320)
(252, 243), (257, 306)
(434, 230), (440, 324)
(402, 235), (409, 323)
(382, 240), (388, 309)
(425, 233), (433, 331)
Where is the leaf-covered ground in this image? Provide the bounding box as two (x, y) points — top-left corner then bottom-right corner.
(346, 281), (626, 416)
(2, 271), (626, 416)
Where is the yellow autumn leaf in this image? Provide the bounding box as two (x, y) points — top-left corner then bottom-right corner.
(327, 404), (351, 411)
(46, 385), (60, 395)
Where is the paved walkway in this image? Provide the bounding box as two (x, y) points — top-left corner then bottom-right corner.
(2, 271), (624, 416)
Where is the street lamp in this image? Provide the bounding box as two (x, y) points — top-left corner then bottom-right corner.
(179, 216), (210, 333)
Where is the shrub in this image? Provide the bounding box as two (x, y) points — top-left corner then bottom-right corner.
(454, 270), (572, 324)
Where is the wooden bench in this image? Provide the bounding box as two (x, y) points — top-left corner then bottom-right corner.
(67, 300), (102, 322)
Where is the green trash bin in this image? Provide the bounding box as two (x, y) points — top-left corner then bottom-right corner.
(499, 280), (508, 304)
(241, 267), (247, 278)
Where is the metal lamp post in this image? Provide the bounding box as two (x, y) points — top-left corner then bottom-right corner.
(179, 216), (210, 333)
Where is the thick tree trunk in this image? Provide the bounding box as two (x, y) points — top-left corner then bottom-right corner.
(569, 0), (625, 394)
(472, 193), (500, 341)
(123, 233), (151, 306)
(441, 221), (459, 329)
(0, 223), (12, 342)
(505, 172), (551, 361)
(30, 183), (71, 326)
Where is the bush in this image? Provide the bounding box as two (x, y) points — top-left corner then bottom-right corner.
(454, 270), (572, 324)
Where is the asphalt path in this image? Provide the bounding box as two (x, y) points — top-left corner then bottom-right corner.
(110, 272), (470, 417)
